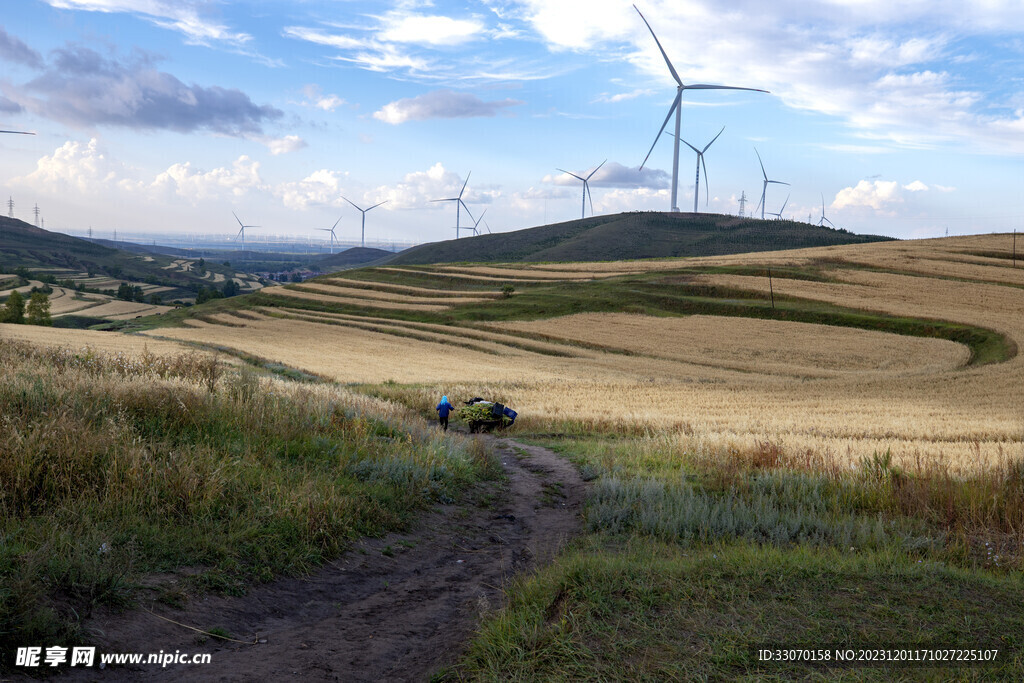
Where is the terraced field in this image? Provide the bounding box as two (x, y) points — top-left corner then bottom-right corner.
(142, 232), (1023, 474)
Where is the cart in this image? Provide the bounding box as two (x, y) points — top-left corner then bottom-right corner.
(461, 400), (516, 433)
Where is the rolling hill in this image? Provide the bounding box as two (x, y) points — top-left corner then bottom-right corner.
(387, 211), (893, 265)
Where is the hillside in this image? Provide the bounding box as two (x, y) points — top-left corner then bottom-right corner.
(388, 211), (892, 265)
(315, 246), (395, 271)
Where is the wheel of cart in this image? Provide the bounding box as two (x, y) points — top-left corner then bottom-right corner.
(468, 418), (504, 433)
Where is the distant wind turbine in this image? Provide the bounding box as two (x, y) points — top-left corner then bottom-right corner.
(342, 197), (387, 248)
(317, 215), (343, 253)
(232, 211), (259, 249)
(634, 4), (767, 212)
(818, 193), (835, 228)
(470, 209), (488, 236)
(767, 193), (790, 221)
(753, 148), (789, 220)
(679, 126), (724, 213)
(556, 159), (606, 219)
(431, 173), (474, 239)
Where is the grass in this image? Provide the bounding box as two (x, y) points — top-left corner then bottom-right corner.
(445, 431), (1024, 680)
(0, 339), (499, 659)
(453, 541), (1024, 681)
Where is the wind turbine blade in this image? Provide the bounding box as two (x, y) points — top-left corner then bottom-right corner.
(474, 209), (487, 227)
(430, 198), (457, 203)
(460, 200), (475, 224)
(768, 180), (790, 186)
(341, 196), (364, 212)
(780, 193), (790, 214)
(332, 216), (342, 230)
(679, 138), (701, 155)
(754, 148), (767, 181)
(633, 5), (682, 86)
(640, 91), (681, 169)
(585, 159), (607, 181)
(0, 130), (35, 135)
(755, 185), (765, 214)
(366, 201), (387, 212)
(557, 169), (586, 182)
(821, 193), (826, 215)
(586, 183), (594, 216)
(683, 84), (769, 93)
(233, 211), (244, 228)
(703, 125), (725, 153)
(458, 172), (471, 199)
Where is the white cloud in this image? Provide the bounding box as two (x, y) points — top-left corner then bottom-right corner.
(832, 180), (902, 210)
(903, 180), (929, 192)
(373, 89), (523, 124)
(377, 14), (485, 46)
(544, 161), (669, 189)
(275, 169), (346, 210)
(152, 156), (264, 202)
(933, 184), (956, 193)
(593, 88), (653, 104)
(367, 163), (498, 210)
(264, 135), (308, 156)
(11, 137), (142, 194)
(509, 0), (1024, 154)
(44, 0), (252, 47)
(298, 84), (346, 112)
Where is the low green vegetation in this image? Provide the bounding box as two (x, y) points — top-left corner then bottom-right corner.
(449, 434), (1024, 680)
(0, 340), (498, 656)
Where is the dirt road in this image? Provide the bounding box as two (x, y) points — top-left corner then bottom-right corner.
(66, 438), (585, 682)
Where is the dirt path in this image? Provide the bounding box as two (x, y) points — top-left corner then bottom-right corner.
(65, 437), (585, 682)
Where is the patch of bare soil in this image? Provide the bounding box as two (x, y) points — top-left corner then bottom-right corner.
(61, 438), (584, 682)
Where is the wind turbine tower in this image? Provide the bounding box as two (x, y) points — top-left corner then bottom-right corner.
(753, 148), (789, 220)
(556, 160), (606, 219)
(431, 173), (473, 239)
(232, 211), (259, 249)
(679, 127), (724, 213)
(634, 5), (767, 212)
(317, 215), (343, 253)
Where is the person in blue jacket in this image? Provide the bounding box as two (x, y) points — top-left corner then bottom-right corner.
(436, 395), (454, 431)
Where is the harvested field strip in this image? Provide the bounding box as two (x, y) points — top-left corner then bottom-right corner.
(269, 311), (507, 356)
(269, 308), (581, 359)
(293, 282), (491, 305)
(259, 287), (452, 311)
(435, 265), (627, 280)
(375, 267), (554, 284)
(80, 300), (174, 319)
(268, 307), (586, 358)
(498, 313), (970, 377)
(320, 277), (502, 298)
(0, 322), (199, 356)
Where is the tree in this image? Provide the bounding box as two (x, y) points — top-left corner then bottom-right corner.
(26, 291), (52, 326)
(116, 282), (133, 301)
(223, 279), (239, 297)
(2, 290), (25, 324)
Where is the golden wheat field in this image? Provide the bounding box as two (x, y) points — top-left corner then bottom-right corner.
(134, 234), (1024, 474)
(0, 323), (200, 357)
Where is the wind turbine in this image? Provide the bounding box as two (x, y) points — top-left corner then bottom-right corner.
(317, 215), (342, 253)
(341, 197), (387, 248)
(767, 193), (790, 221)
(469, 209), (488, 236)
(635, 5), (767, 212)
(753, 148), (789, 220)
(431, 172), (473, 239)
(232, 212), (259, 249)
(556, 159), (606, 219)
(818, 194), (835, 228)
(679, 126), (724, 213)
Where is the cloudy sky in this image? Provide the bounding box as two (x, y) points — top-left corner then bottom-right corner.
(1, 0), (1023, 247)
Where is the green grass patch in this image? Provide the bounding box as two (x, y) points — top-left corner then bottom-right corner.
(0, 339), (498, 659)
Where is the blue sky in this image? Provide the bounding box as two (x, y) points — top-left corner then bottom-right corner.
(1, 0), (1023, 247)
